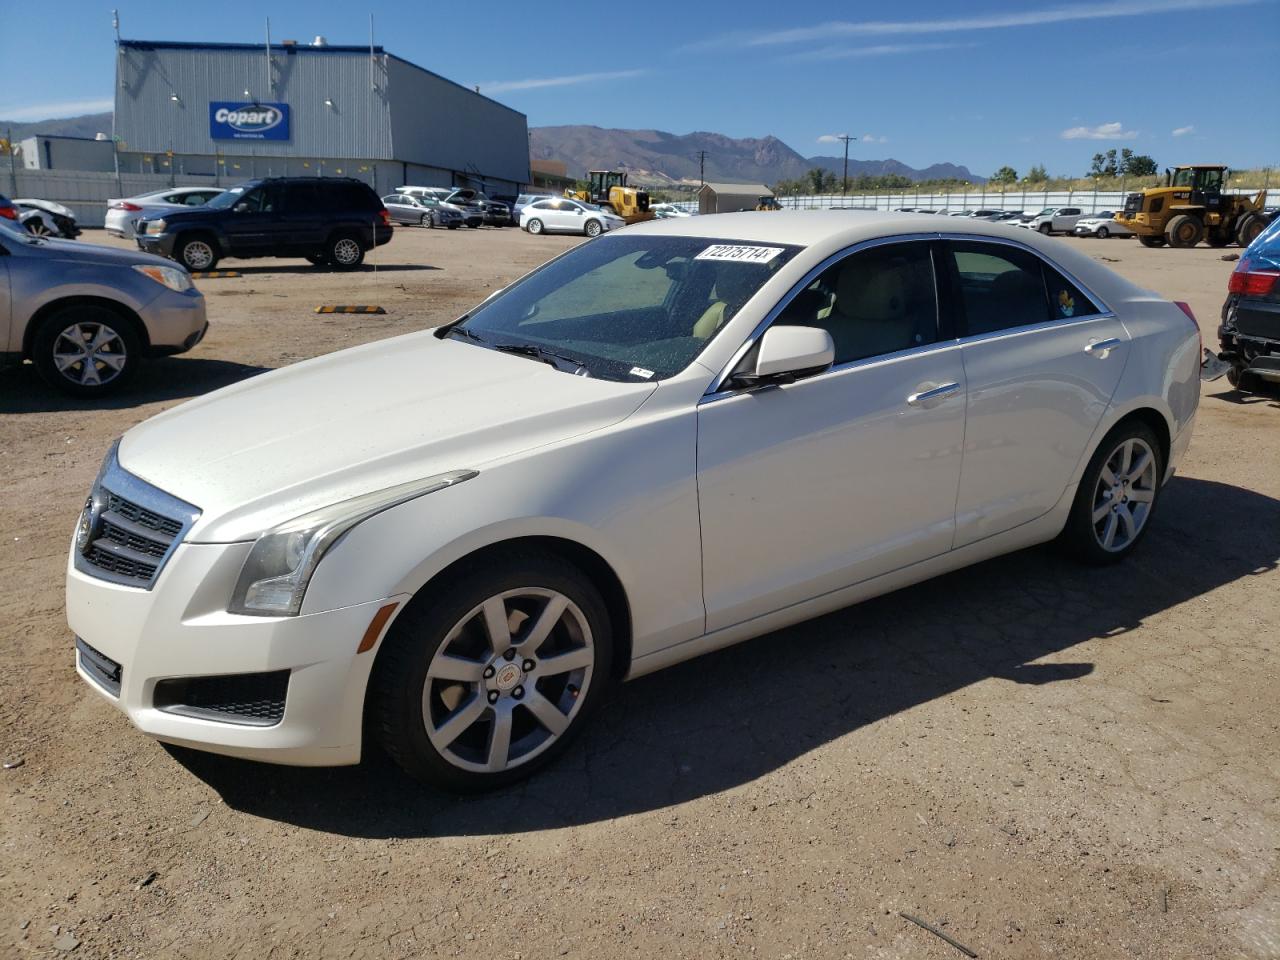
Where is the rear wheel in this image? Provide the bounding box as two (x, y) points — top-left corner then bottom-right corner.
(305, 252), (329, 267)
(1236, 214), (1265, 248)
(326, 233), (365, 270)
(1166, 214), (1204, 248)
(1138, 234), (1167, 248)
(421, 213), (433, 228)
(176, 234), (219, 271)
(370, 550), (614, 791)
(526, 218), (544, 235)
(33, 305), (141, 397)
(1061, 421), (1163, 565)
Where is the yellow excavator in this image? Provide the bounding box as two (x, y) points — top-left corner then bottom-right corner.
(1115, 164), (1269, 248)
(566, 170), (654, 224)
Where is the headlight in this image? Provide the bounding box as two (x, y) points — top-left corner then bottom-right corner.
(228, 469), (478, 617)
(132, 264), (193, 292)
(148, 218), (168, 234)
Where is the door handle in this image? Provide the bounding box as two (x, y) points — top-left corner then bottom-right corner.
(1084, 337), (1123, 357)
(906, 382), (960, 406)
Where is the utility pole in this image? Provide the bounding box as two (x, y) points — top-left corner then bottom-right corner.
(695, 150), (707, 186)
(837, 135), (856, 196)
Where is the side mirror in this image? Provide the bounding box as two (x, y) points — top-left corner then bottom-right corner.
(233, 202), (250, 213)
(731, 326), (834, 389)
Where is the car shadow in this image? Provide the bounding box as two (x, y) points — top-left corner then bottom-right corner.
(0, 356), (271, 414)
(1207, 384), (1280, 406)
(215, 263), (440, 276)
(170, 475), (1279, 838)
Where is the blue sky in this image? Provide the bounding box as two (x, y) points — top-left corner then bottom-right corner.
(4, 0), (1279, 177)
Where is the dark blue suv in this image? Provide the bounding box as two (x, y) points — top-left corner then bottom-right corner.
(137, 177), (393, 272)
(1219, 215), (1280, 392)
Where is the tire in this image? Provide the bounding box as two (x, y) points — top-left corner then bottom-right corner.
(370, 549), (614, 791)
(421, 213), (433, 228)
(326, 233), (365, 270)
(584, 219), (603, 238)
(176, 234), (219, 271)
(1236, 214), (1265, 248)
(1096, 226), (1110, 239)
(305, 253), (329, 267)
(1226, 365), (1259, 392)
(32, 304), (141, 397)
(1060, 421), (1164, 565)
(1166, 214), (1203, 248)
(526, 218), (544, 235)
(24, 218), (51, 237)
(1138, 235), (1167, 248)
(1039, 223), (1053, 235)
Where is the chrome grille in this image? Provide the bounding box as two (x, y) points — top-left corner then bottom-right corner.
(73, 446), (200, 589)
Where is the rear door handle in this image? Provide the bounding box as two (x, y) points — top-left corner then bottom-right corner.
(907, 382), (960, 406)
(1085, 337), (1123, 357)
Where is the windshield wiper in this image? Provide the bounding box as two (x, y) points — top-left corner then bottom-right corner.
(447, 325), (486, 344)
(490, 342), (592, 375)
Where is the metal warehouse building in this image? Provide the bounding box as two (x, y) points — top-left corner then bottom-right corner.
(112, 37), (530, 196)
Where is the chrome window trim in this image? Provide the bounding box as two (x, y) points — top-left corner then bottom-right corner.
(702, 231), (1116, 401)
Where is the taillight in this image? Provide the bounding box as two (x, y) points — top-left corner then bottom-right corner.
(0, 206), (16, 220)
(1227, 263), (1280, 297)
(379, 209), (391, 226)
(1174, 300), (1202, 356)
(111, 201), (143, 211)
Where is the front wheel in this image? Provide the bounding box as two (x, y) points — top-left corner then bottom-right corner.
(370, 550), (613, 791)
(421, 213), (432, 228)
(1166, 214), (1204, 248)
(1039, 223), (1053, 235)
(526, 218), (544, 235)
(176, 235), (219, 271)
(1060, 422), (1164, 564)
(24, 218), (52, 237)
(326, 233), (365, 270)
(1096, 226), (1110, 239)
(32, 305), (141, 397)
(584, 219), (603, 238)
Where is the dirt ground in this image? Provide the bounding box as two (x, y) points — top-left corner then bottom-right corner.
(1, 224), (1277, 960)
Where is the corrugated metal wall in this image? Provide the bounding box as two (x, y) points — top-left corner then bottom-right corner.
(116, 43), (395, 159)
(386, 57), (529, 188)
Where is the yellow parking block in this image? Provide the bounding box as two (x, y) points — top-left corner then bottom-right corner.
(190, 270), (242, 279)
(313, 305), (388, 315)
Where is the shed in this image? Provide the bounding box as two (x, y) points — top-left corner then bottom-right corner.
(698, 182), (774, 215)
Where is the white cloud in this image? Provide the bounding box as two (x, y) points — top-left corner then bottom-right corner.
(1061, 121), (1137, 140)
(861, 134), (889, 143)
(816, 133), (848, 143)
(1172, 125), (1195, 136)
(480, 69), (644, 94)
(692, 0), (1261, 49)
(0, 98), (112, 121)
(790, 41), (968, 61)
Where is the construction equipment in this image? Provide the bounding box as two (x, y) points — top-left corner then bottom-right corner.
(755, 196), (782, 211)
(1115, 164), (1268, 249)
(565, 170), (654, 224)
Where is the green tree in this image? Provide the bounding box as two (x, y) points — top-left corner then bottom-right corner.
(991, 165), (1018, 184)
(1026, 164), (1049, 183)
(1120, 152), (1157, 176)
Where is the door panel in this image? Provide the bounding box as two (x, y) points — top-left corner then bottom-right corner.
(0, 258), (11, 353)
(221, 186), (279, 255)
(697, 347), (967, 632)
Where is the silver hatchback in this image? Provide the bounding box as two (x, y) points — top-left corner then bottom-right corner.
(0, 218), (207, 397)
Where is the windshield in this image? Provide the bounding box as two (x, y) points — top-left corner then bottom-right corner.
(454, 234), (802, 381)
(1037, 208), (1055, 216)
(206, 185), (251, 210)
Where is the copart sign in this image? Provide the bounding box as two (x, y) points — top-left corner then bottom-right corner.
(209, 102), (291, 141)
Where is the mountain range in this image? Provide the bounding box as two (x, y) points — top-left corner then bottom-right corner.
(1, 112), (982, 186)
(531, 125), (982, 186)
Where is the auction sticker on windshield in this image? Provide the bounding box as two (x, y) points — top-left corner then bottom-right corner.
(694, 245), (785, 264)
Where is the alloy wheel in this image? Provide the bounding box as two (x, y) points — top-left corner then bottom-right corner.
(422, 588), (594, 773)
(51, 321), (128, 387)
(333, 237), (361, 265)
(26, 219), (51, 237)
(1091, 437), (1157, 552)
(182, 240), (214, 270)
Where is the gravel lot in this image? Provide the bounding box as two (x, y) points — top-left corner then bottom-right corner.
(2, 224), (1277, 960)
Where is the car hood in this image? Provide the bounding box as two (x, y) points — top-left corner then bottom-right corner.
(26, 236), (176, 268)
(118, 332), (658, 542)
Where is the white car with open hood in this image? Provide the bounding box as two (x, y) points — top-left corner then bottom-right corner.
(67, 211), (1202, 790)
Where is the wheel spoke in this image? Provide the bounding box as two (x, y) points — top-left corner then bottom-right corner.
(429, 693), (487, 749)
(430, 655), (485, 683)
(486, 705), (513, 771)
(1128, 487), (1154, 504)
(519, 594), (568, 655)
(1092, 499), (1112, 524)
(481, 597), (511, 654)
(523, 691), (569, 736)
(1101, 511), (1119, 549)
(1126, 450), (1151, 482)
(536, 646), (592, 676)
(96, 352), (126, 372)
(88, 325), (115, 351)
(1120, 440), (1134, 474)
(1100, 465), (1117, 486)
(81, 362), (102, 385)
(1117, 505), (1137, 543)
(53, 351), (86, 371)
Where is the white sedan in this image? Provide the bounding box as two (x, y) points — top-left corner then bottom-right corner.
(67, 212), (1200, 790)
(1073, 212), (1133, 239)
(105, 187), (225, 238)
(521, 197), (624, 237)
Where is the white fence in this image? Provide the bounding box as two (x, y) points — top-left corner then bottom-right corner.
(773, 186), (1268, 215)
(7, 169), (210, 228)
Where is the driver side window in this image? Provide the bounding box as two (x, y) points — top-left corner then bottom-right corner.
(775, 242), (939, 365)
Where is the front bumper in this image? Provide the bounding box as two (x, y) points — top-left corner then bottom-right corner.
(67, 541), (404, 766)
(136, 232), (178, 258)
(138, 287), (208, 355)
